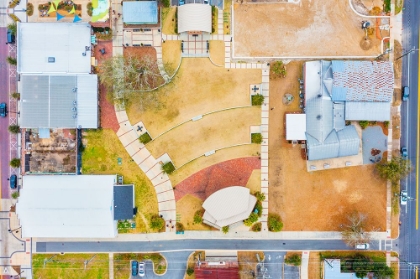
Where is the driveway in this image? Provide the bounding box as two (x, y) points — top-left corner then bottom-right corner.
(362, 126), (387, 164)
(261, 252), (299, 279)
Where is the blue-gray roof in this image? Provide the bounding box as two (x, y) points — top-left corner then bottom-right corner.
(337, 126), (360, 157)
(345, 102), (391, 121)
(305, 97), (333, 142)
(113, 185), (134, 220)
(123, 1), (158, 24)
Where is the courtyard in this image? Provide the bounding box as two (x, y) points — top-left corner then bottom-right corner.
(233, 0), (387, 57)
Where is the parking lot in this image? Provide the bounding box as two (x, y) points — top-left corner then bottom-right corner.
(261, 252), (300, 279)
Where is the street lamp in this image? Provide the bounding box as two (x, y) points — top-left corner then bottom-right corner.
(395, 47), (419, 61)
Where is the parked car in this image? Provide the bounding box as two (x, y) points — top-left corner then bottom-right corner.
(179, 0), (185, 5)
(402, 86), (409, 101)
(401, 146), (408, 158)
(400, 190), (408, 206)
(355, 243), (369, 250)
(138, 262), (145, 277)
(204, 0), (209, 4)
(10, 175), (17, 189)
(7, 29), (15, 44)
(131, 261), (138, 276)
(0, 103), (7, 117)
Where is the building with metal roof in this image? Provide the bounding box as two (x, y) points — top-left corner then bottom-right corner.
(178, 4), (212, 33)
(20, 75), (98, 128)
(16, 23), (98, 129)
(324, 259), (370, 279)
(202, 186), (256, 229)
(286, 114), (306, 140)
(16, 175), (135, 238)
(302, 60), (393, 161)
(122, 1), (158, 25)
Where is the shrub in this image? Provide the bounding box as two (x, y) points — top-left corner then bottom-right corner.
(87, 2), (93, 16)
(150, 215), (165, 230)
(139, 132), (152, 144)
(271, 61), (287, 78)
(359, 121), (369, 129)
(8, 0), (20, 8)
(254, 200), (262, 217)
(176, 222), (184, 232)
(11, 191), (19, 199)
(244, 212), (259, 226)
(8, 14), (21, 22)
(10, 158), (21, 168)
(252, 94), (264, 106)
(193, 209), (204, 224)
(11, 92), (20, 99)
(162, 161), (175, 174)
(7, 57), (17, 65)
(7, 23), (17, 35)
(8, 125), (20, 134)
(254, 191), (266, 201)
(251, 222), (261, 232)
(162, 0), (170, 7)
(384, 0), (391, 12)
(251, 133), (263, 144)
(369, 121), (377, 125)
(186, 267), (194, 276)
(285, 254), (301, 266)
(222, 226), (229, 234)
(384, 121), (389, 128)
(268, 213), (283, 232)
(26, 3), (34, 15)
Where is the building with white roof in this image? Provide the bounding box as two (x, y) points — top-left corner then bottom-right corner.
(17, 23), (98, 129)
(202, 186), (257, 229)
(16, 175), (135, 238)
(178, 4), (212, 34)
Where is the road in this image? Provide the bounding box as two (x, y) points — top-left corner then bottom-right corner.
(0, 27), (11, 199)
(399, 0), (420, 278)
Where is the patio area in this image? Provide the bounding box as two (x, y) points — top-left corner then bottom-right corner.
(362, 126), (387, 164)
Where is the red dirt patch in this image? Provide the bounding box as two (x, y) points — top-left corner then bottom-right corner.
(174, 157), (261, 201)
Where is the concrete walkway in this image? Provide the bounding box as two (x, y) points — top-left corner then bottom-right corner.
(217, 8), (223, 35)
(260, 66), (269, 230)
(109, 253), (114, 279)
(300, 251), (309, 279)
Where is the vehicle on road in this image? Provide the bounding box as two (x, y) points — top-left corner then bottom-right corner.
(401, 146), (408, 158)
(7, 29), (15, 44)
(10, 175), (17, 189)
(402, 86), (409, 101)
(204, 0), (209, 4)
(179, 0), (184, 5)
(138, 262), (145, 277)
(131, 261), (138, 276)
(400, 190), (408, 205)
(0, 103), (7, 117)
(355, 243), (369, 250)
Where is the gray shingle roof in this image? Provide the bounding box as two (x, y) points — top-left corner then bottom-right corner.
(113, 185), (134, 220)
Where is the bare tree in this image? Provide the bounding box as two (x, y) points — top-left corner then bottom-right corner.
(341, 211), (372, 247)
(97, 54), (165, 110)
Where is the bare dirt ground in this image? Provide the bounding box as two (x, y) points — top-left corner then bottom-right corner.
(308, 252), (321, 279)
(162, 40), (182, 76)
(209, 40), (225, 65)
(176, 194), (215, 230)
(268, 61), (387, 231)
(233, 0), (384, 57)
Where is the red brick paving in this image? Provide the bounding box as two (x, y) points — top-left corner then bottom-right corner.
(174, 157), (261, 201)
(94, 40), (120, 132)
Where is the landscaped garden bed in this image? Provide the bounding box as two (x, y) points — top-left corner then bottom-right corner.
(114, 253), (166, 278)
(38, 1), (82, 18)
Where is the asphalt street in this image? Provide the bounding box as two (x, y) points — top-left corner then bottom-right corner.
(399, 0), (420, 278)
(0, 27), (11, 199)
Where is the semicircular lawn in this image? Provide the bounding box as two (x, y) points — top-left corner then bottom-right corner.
(126, 58), (261, 137)
(146, 106), (261, 167)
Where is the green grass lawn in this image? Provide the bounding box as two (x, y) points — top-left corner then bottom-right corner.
(81, 129), (159, 233)
(32, 254), (109, 279)
(114, 253), (167, 278)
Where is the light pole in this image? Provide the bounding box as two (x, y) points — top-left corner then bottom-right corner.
(395, 47), (419, 61)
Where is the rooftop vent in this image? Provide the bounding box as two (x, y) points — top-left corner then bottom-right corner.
(317, 94), (322, 98)
(48, 57), (55, 63)
(316, 115), (322, 120)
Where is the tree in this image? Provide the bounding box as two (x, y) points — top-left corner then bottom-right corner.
(376, 156), (412, 183)
(11, 92), (20, 99)
(254, 191), (266, 202)
(8, 125), (20, 134)
(150, 215), (165, 230)
(7, 57), (17, 65)
(268, 213), (283, 232)
(222, 226), (229, 234)
(285, 254), (302, 266)
(271, 61), (287, 78)
(10, 158), (21, 168)
(341, 211), (371, 247)
(243, 212), (259, 226)
(97, 55), (164, 110)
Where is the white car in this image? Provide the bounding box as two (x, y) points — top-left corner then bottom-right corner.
(400, 190), (408, 206)
(355, 243), (369, 250)
(138, 262), (145, 277)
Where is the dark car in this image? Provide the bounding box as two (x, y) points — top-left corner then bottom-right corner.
(401, 146), (408, 158)
(402, 86), (409, 101)
(131, 261), (138, 276)
(10, 175), (17, 189)
(7, 29), (15, 44)
(0, 103), (7, 117)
